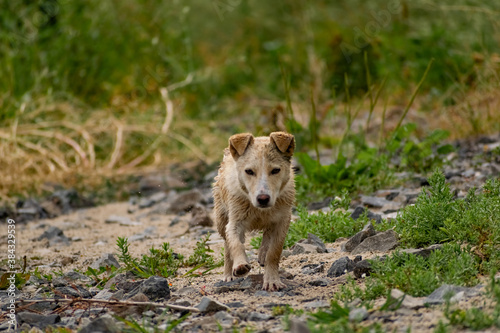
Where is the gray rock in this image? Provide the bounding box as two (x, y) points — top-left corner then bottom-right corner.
(289, 319), (311, 333)
(214, 311), (235, 326)
(351, 230), (399, 254)
(247, 312), (272, 321)
(255, 290), (270, 297)
(79, 316), (120, 333)
(308, 278), (329, 287)
(226, 301), (245, 308)
(90, 253), (120, 270)
(390, 289), (425, 309)
(93, 289), (115, 300)
(307, 197), (332, 210)
(400, 244), (443, 258)
(64, 270), (92, 282)
(17, 312), (60, 329)
(360, 195), (392, 208)
(425, 284), (481, 305)
(301, 263), (325, 275)
(353, 260), (372, 278)
(350, 206), (382, 224)
(291, 243), (321, 255)
(343, 222), (377, 252)
(139, 191), (168, 209)
(126, 276), (170, 301)
(349, 307), (369, 322)
(196, 296), (229, 312)
(301, 233), (327, 253)
(36, 226), (71, 246)
(188, 204), (214, 227)
(168, 189), (204, 213)
(54, 285), (92, 299)
(327, 256), (355, 278)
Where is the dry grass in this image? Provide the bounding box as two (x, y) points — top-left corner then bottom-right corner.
(0, 89), (225, 201)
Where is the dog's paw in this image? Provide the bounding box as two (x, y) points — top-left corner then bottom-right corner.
(262, 278), (286, 291)
(233, 263), (251, 277)
(223, 274), (234, 282)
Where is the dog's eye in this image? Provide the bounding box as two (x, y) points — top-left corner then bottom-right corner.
(245, 169), (255, 176)
(271, 168), (281, 175)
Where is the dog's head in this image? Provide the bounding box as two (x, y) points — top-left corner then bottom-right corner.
(229, 132), (295, 209)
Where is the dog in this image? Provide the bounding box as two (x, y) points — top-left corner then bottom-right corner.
(213, 132), (295, 291)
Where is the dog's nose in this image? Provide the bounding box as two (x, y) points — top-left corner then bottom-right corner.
(257, 194), (270, 206)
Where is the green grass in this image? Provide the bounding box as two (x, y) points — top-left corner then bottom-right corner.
(1, 1), (500, 200)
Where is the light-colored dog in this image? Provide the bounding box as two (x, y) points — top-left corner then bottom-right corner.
(213, 132), (295, 291)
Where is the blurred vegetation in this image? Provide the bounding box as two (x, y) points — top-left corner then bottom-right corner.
(1, 0), (500, 199)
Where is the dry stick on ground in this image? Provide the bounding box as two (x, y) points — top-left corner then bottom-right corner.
(13, 298), (201, 313)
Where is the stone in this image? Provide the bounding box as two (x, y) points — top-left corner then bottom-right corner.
(226, 301), (245, 308)
(301, 233), (327, 253)
(90, 253), (120, 270)
(349, 307), (369, 322)
(247, 312), (272, 321)
(196, 296), (229, 312)
(126, 276), (170, 301)
(289, 319), (311, 333)
(36, 226), (70, 246)
(214, 311), (235, 326)
(308, 279), (329, 287)
(350, 206), (382, 224)
(342, 222), (377, 252)
(400, 244), (443, 258)
(105, 215), (140, 225)
(291, 243), (321, 255)
(327, 257), (355, 278)
(390, 289), (425, 309)
(168, 189), (204, 213)
(188, 204), (214, 227)
(425, 284), (481, 305)
(351, 230), (399, 254)
(255, 290), (270, 297)
(301, 263), (325, 275)
(360, 195), (392, 208)
(307, 197), (332, 210)
(353, 260), (373, 278)
(93, 289), (115, 300)
(17, 312), (60, 329)
(138, 191), (168, 209)
(79, 316), (120, 333)
(64, 270), (92, 282)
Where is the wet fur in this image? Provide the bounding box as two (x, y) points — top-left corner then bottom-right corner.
(213, 132), (295, 291)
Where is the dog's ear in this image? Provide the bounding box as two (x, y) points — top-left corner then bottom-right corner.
(229, 133), (254, 160)
(270, 132), (295, 158)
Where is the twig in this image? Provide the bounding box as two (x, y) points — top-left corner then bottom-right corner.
(16, 298), (200, 313)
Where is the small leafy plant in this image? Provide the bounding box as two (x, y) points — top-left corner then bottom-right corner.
(116, 234), (222, 279)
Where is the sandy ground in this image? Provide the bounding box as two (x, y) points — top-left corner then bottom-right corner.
(2, 200), (498, 332)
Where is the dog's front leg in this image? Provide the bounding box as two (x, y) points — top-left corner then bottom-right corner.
(262, 221), (289, 291)
(225, 221), (251, 277)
